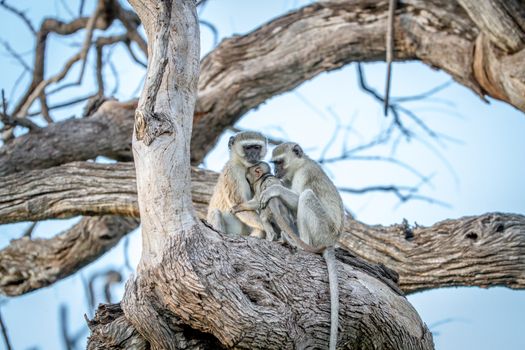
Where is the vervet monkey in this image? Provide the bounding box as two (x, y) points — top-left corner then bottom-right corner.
(230, 161), (325, 254)
(207, 131), (267, 237)
(260, 142), (344, 350)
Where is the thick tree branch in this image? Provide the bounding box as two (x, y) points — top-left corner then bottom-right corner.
(1, 162), (522, 298)
(2, 0), (524, 173)
(0, 216), (138, 296)
(0, 100), (136, 177)
(0, 162), (215, 224)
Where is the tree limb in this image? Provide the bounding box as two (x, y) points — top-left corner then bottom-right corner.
(2, 0), (524, 172)
(0, 216), (138, 296)
(1, 162), (522, 298)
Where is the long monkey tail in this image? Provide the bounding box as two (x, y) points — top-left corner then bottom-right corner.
(324, 246), (339, 350)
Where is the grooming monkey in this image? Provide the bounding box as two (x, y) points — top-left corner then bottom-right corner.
(230, 161), (325, 253)
(207, 131), (267, 237)
(260, 142), (344, 350)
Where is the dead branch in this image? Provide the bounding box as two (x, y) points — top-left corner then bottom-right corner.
(0, 215), (138, 296)
(0, 305), (12, 350)
(0, 0), (37, 35)
(0, 161), (523, 297)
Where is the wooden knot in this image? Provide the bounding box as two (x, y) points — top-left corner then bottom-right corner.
(135, 108), (174, 146)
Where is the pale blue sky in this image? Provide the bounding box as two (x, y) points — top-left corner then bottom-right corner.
(1, 1), (524, 349)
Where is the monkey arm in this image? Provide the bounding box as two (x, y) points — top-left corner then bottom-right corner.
(260, 185), (299, 211)
(234, 210), (265, 231)
(230, 198), (259, 214)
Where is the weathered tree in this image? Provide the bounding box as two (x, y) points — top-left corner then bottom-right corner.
(0, 0), (524, 348)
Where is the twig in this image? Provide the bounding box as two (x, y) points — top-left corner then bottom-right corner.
(103, 270), (123, 303)
(357, 63), (411, 137)
(200, 19), (219, 46)
(77, 0), (104, 84)
(0, 305), (12, 350)
(384, 0), (396, 115)
(78, 0), (85, 17)
(15, 52), (82, 119)
(124, 40), (147, 68)
(27, 94), (94, 116)
(123, 236), (133, 271)
(339, 184), (449, 207)
(115, 3), (148, 56)
(0, 0), (36, 35)
(0, 39), (32, 72)
(59, 0), (75, 19)
(22, 222), (38, 238)
(392, 80), (452, 102)
(1, 89), (39, 131)
(60, 304), (73, 350)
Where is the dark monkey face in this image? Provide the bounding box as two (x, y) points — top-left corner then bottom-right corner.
(272, 158), (285, 179)
(243, 144), (263, 164)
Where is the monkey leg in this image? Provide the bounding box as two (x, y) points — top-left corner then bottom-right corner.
(297, 189), (335, 247)
(260, 211), (278, 241)
(249, 229), (266, 239)
(207, 209), (226, 232)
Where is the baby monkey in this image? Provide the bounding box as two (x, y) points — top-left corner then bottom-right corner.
(231, 162), (324, 253)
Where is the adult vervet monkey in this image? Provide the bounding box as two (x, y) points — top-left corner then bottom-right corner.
(260, 142), (344, 350)
(231, 161), (325, 254)
(207, 131), (267, 237)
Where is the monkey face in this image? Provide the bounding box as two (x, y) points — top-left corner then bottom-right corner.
(246, 162), (271, 184)
(243, 144), (264, 164)
(272, 158), (286, 179)
(271, 143), (304, 180)
(229, 132), (268, 167)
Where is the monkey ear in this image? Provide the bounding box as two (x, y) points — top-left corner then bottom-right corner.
(228, 136), (235, 150)
(292, 144), (303, 157)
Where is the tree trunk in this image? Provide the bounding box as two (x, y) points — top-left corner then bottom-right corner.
(85, 1), (435, 349)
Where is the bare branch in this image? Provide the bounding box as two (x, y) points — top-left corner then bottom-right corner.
(0, 215), (139, 296)
(114, 3), (147, 56)
(77, 0), (104, 84)
(339, 183), (450, 207)
(0, 1), (36, 35)
(27, 93), (95, 116)
(384, 0), (396, 115)
(60, 304), (74, 350)
(0, 39), (32, 72)
(21, 222), (37, 238)
(200, 19), (219, 46)
(0, 306), (12, 350)
(15, 52), (82, 119)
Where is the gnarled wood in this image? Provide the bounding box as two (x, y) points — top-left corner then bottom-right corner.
(0, 162), (216, 224)
(114, 0), (434, 348)
(341, 213), (525, 294)
(2, 0), (524, 177)
(0, 216), (138, 296)
(1, 162), (523, 298)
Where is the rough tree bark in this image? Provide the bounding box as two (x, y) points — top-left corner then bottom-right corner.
(1, 161), (523, 297)
(2, 0), (524, 174)
(84, 0), (434, 349)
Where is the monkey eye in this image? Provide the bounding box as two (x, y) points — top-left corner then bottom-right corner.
(245, 145), (262, 151)
(272, 160), (283, 166)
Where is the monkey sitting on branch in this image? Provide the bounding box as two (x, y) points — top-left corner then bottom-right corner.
(230, 161), (324, 253)
(207, 131), (267, 237)
(259, 142), (345, 350)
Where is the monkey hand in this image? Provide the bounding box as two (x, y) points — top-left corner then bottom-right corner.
(230, 205), (241, 214)
(259, 185), (281, 209)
